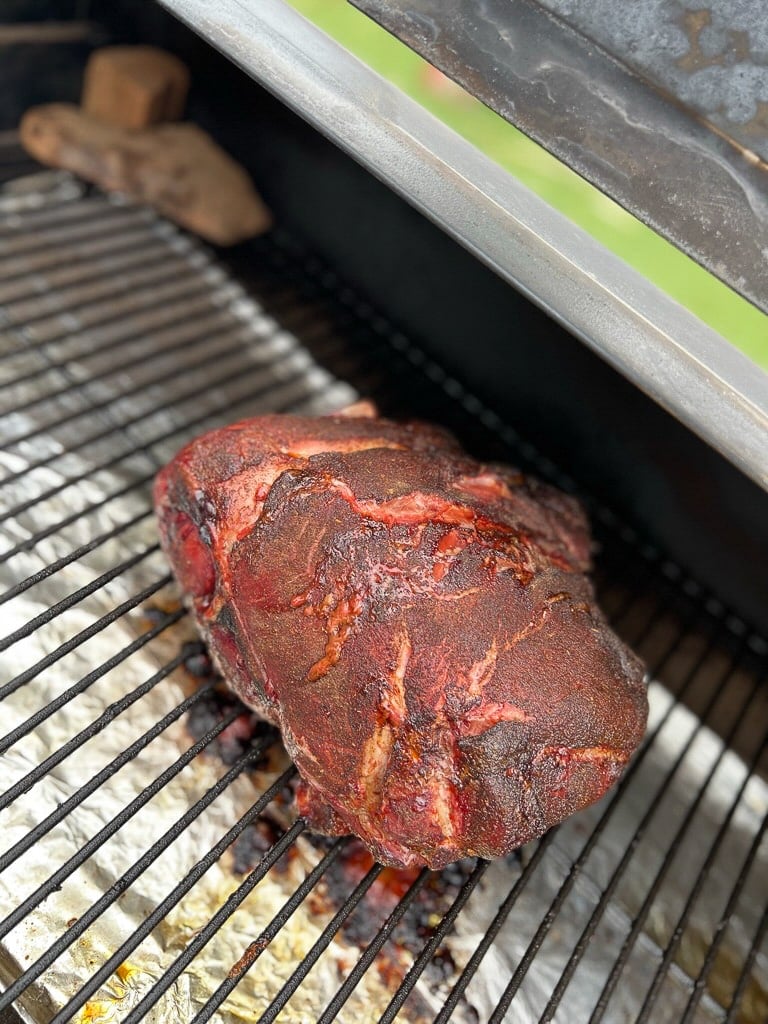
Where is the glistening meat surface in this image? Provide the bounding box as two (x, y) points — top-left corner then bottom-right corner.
(154, 410), (648, 869)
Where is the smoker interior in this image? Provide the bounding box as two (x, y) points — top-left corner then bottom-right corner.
(1, 5), (768, 1024)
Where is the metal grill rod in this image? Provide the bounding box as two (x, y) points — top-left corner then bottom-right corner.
(592, 679), (768, 1023)
(0, 342), (314, 501)
(0, 195), (119, 237)
(0, 574), (172, 700)
(637, 735), (768, 1021)
(0, 640), (194, 814)
(0, 606), (186, 755)
(312, 869), (431, 1024)
(0, 253), (202, 337)
(47, 764), (296, 1024)
(726, 907), (768, 1023)
(0, 275), (224, 374)
(0, 234), (180, 303)
(0, 210), (158, 269)
(1, 656), (222, 935)
(189, 838), (348, 1024)
(255, 860), (387, 1024)
(0, 507), (152, 605)
(0, 671), (221, 873)
(0, 739), (280, 1013)
(2, 328), (262, 451)
(535, 641), (759, 1022)
(379, 859), (491, 1024)
(2, 310), (245, 421)
(0, 302), (237, 395)
(681, 807), (768, 1022)
(0, 544), (159, 652)
(0, 220), (168, 287)
(121, 818), (308, 1024)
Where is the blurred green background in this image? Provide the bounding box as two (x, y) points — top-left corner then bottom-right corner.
(290, 0), (768, 371)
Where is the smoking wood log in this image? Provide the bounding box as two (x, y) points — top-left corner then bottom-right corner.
(19, 103), (272, 245)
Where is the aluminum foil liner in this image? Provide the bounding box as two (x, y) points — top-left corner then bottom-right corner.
(1, 170), (766, 1024)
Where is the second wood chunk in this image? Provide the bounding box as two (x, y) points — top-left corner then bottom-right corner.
(82, 45), (190, 128)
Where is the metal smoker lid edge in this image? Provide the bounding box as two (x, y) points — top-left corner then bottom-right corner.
(157, 0), (768, 491)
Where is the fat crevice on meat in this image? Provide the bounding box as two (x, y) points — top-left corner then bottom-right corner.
(155, 409), (647, 869)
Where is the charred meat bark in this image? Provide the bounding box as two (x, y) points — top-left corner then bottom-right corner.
(154, 410), (647, 868)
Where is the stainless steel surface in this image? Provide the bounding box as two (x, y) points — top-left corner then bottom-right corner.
(2, 173), (767, 1024)
(156, 0), (768, 492)
(351, 0), (768, 316)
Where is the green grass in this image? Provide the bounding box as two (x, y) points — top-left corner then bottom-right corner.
(288, 0), (768, 370)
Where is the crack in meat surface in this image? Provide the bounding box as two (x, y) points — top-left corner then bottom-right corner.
(155, 411), (648, 868)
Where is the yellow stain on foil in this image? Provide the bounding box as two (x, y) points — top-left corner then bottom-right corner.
(115, 961), (141, 984)
(76, 962), (143, 1023)
(78, 1000), (117, 1024)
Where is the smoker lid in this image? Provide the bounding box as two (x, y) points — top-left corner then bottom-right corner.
(157, 0), (768, 491)
(351, 0), (768, 317)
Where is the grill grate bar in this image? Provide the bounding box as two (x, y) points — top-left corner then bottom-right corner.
(0, 638), (195, 813)
(0, 220), (172, 286)
(379, 859), (491, 1024)
(435, 838), (555, 1024)
(0, 574), (173, 701)
(120, 815), (308, 1024)
(726, 905), (768, 1023)
(0, 670), (232, 936)
(254, 860), (387, 1024)
(0, 237), (186, 312)
(0, 674), (224, 874)
(434, 598), (701, 1024)
(0, 252), (205, 336)
(0, 275), (223, 372)
(3, 329), (261, 451)
(0, 544), (159, 652)
(48, 763), (296, 1024)
(1, 341), (318, 499)
(0, 606), (186, 756)
(0, 738), (278, 1015)
(0, 475), (156, 563)
(0, 507), (152, 605)
(0, 194), (114, 236)
(1, 309), (244, 421)
(0, 300), (238, 396)
(0, 208), (158, 263)
(314, 870), (431, 1024)
(681, 809), (768, 1022)
(589, 673), (767, 1023)
(637, 733), (768, 1022)
(190, 838), (348, 1024)
(0, 331), (357, 556)
(537, 636), (752, 1021)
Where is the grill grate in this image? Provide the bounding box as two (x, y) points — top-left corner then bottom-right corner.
(1, 169), (767, 1024)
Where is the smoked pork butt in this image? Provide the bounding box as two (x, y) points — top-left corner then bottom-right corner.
(154, 410), (647, 868)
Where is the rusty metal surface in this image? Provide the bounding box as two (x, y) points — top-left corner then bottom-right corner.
(350, 0), (768, 314)
(539, 0), (768, 163)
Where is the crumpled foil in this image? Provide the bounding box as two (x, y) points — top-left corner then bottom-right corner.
(1, 170), (766, 1024)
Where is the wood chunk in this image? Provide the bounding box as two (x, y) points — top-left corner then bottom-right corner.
(82, 46), (190, 128)
(19, 104), (273, 246)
